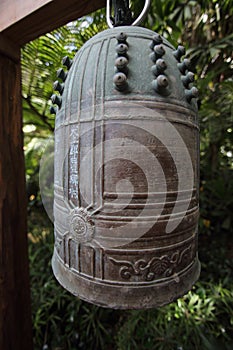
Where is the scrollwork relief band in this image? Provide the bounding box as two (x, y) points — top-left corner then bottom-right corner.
(109, 245), (192, 281)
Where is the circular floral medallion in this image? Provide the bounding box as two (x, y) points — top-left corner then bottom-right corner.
(69, 208), (94, 243)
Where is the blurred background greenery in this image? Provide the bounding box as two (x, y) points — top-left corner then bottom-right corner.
(22, 0), (233, 349)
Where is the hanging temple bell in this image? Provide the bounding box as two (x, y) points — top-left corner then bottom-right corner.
(50, 2), (200, 309)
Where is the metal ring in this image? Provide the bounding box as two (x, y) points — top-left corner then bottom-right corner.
(106, 0), (151, 28)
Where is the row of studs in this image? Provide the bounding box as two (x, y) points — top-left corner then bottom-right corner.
(150, 35), (199, 102)
(50, 56), (73, 114)
(149, 33), (198, 102)
(113, 32), (129, 91)
(150, 34), (169, 95)
(173, 45), (198, 102)
(112, 31), (198, 103)
(51, 33), (198, 112)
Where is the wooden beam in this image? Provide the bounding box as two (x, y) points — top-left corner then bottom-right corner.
(0, 48), (33, 350)
(0, 0), (53, 32)
(1, 0), (105, 46)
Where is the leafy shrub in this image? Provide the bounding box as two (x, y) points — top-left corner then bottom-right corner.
(115, 283), (233, 350)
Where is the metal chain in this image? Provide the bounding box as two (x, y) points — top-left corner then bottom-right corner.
(106, 0), (151, 28)
(112, 0), (133, 26)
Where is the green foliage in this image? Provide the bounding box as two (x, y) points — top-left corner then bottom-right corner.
(116, 283), (233, 350)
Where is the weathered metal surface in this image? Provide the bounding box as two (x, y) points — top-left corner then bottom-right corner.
(52, 26), (200, 309)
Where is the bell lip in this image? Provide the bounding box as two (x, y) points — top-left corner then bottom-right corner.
(52, 250), (200, 310)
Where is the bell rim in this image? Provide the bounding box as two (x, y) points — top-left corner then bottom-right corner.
(52, 249), (200, 309)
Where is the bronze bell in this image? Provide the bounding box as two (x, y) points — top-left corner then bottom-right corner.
(51, 20), (200, 309)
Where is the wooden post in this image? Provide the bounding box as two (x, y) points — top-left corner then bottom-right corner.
(0, 37), (33, 350)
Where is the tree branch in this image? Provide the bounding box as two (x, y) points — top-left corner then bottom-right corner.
(23, 96), (54, 132)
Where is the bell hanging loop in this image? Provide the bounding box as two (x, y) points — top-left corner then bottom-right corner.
(106, 0), (151, 28)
